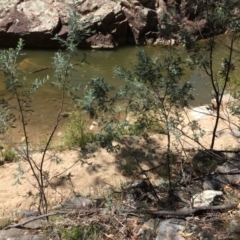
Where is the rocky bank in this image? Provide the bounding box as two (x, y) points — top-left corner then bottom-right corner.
(0, 0), (226, 49)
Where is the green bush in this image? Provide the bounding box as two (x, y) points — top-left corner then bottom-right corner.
(63, 111), (95, 149)
(1, 147), (17, 163)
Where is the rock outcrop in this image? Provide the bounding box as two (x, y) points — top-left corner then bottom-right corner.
(0, 0), (232, 48)
(0, 0), (61, 48)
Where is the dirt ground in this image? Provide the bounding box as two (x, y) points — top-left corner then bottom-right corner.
(0, 103), (240, 218)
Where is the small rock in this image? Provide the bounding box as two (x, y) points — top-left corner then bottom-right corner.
(89, 121), (98, 130)
(156, 218), (185, 240)
(62, 197), (93, 209)
(191, 190), (222, 207)
(203, 174), (225, 190)
(137, 218), (160, 239)
(230, 219), (240, 233)
(57, 132), (63, 137)
(60, 112), (69, 118)
(232, 129), (240, 138)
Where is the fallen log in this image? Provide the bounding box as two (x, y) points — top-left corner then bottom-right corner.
(124, 203), (238, 217)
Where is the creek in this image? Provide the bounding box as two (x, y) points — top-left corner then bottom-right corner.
(0, 35), (239, 143)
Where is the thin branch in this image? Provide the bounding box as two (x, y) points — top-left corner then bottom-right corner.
(124, 203), (238, 217)
(3, 211), (68, 230)
(134, 156), (161, 202)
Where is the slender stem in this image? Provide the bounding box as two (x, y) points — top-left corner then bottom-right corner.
(210, 34), (235, 150)
(38, 54), (72, 214)
(12, 75), (44, 214)
(167, 132), (172, 190)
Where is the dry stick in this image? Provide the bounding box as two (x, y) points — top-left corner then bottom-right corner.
(4, 209), (99, 230)
(47, 160), (78, 185)
(124, 203), (238, 217)
(31, 67), (53, 74)
(3, 211), (68, 230)
(14, 147), (40, 172)
(120, 138), (158, 188)
(134, 156), (161, 203)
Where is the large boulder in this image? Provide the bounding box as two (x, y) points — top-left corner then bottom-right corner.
(122, 5), (158, 44)
(0, 0), (21, 32)
(15, 1), (59, 33)
(0, 0), (60, 47)
(0, 0), (228, 48)
(78, 0), (128, 48)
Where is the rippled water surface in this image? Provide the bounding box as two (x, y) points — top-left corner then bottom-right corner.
(1, 35), (240, 142)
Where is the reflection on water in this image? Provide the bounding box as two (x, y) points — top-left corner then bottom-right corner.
(0, 36), (240, 142)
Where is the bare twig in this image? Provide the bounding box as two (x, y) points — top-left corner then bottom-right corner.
(134, 156), (161, 203)
(31, 67), (53, 74)
(3, 211), (68, 230)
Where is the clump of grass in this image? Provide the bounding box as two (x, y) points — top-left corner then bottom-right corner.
(0, 217), (11, 230)
(1, 147), (17, 163)
(60, 222), (101, 240)
(63, 111), (96, 149)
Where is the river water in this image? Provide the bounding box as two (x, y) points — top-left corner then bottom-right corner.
(0, 35), (239, 143)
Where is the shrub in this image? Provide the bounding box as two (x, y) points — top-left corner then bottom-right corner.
(1, 147), (17, 163)
(63, 111), (95, 149)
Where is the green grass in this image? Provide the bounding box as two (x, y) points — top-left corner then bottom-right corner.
(63, 111), (96, 149)
(1, 147), (17, 163)
(60, 222), (102, 240)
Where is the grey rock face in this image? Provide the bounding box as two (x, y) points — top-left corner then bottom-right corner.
(123, 5), (158, 44)
(0, 0), (226, 48)
(0, 0), (60, 47)
(18, 217), (46, 229)
(79, 0), (128, 48)
(15, 1), (59, 33)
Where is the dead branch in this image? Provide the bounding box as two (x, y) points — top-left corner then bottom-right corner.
(31, 67), (52, 73)
(3, 211), (68, 230)
(4, 209), (100, 230)
(123, 204), (238, 217)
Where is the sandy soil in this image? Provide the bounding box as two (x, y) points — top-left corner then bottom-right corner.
(0, 103), (240, 218)
(0, 148), (128, 217)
